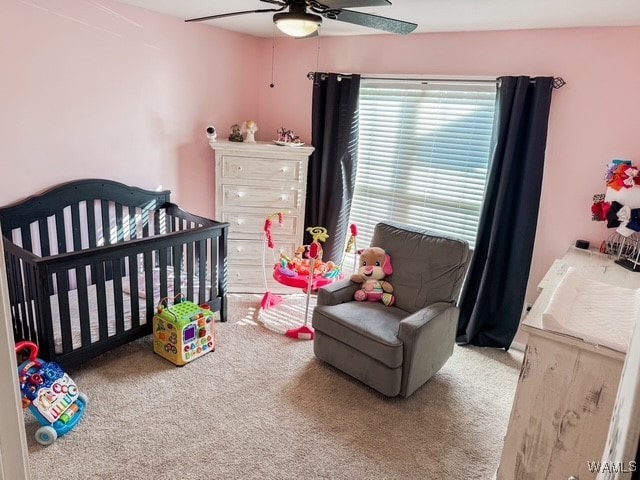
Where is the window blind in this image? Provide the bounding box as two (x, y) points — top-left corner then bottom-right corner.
(348, 80), (497, 255)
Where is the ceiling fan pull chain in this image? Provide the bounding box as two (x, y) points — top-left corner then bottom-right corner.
(315, 28), (321, 73)
(270, 26), (276, 88)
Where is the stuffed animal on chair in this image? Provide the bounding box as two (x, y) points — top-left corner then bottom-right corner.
(350, 247), (395, 306)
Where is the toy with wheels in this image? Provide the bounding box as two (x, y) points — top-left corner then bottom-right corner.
(15, 341), (87, 445)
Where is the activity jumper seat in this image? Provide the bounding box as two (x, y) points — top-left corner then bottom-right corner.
(260, 213), (357, 340)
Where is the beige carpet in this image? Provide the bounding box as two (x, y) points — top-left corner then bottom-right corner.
(26, 294), (523, 480)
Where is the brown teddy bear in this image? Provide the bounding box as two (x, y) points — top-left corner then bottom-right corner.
(350, 247), (395, 306)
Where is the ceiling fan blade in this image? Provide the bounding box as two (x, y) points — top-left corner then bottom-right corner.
(310, 0), (391, 8)
(325, 9), (417, 34)
(185, 7), (283, 23)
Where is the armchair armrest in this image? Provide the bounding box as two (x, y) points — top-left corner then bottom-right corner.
(317, 279), (360, 306)
(397, 302), (459, 397)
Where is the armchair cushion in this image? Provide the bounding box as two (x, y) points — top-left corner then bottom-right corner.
(313, 302), (409, 369)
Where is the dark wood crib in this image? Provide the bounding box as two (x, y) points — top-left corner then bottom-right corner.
(0, 179), (228, 368)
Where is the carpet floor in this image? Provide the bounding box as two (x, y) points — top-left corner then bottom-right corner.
(26, 294), (523, 480)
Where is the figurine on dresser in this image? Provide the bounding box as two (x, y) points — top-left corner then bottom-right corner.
(241, 120), (258, 143)
(229, 124), (243, 142)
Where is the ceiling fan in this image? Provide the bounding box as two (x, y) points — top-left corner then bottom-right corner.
(185, 0), (417, 38)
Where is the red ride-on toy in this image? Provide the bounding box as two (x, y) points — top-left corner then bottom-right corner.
(15, 341), (88, 445)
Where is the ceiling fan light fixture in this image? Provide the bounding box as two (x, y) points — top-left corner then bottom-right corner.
(274, 11), (322, 38)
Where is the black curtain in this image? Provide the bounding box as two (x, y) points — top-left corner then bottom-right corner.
(304, 72), (361, 262)
(456, 76), (554, 349)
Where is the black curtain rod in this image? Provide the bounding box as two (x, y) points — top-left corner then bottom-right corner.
(307, 72), (566, 89)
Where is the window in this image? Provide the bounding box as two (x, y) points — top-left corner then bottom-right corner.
(347, 79), (497, 257)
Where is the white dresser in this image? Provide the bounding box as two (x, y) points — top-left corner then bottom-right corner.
(497, 247), (640, 480)
(209, 140), (314, 293)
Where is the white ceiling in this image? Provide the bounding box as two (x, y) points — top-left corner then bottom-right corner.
(113, 0), (640, 37)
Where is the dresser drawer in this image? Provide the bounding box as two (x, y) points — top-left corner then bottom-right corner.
(222, 185), (299, 210)
(222, 156), (302, 182)
(222, 212), (299, 240)
(228, 239), (297, 266)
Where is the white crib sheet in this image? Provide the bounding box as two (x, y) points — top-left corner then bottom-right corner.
(49, 280), (146, 354)
(49, 273), (209, 354)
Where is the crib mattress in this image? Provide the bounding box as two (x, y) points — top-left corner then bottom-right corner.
(49, 280), (145, 354)
(49, 272), (208, 354)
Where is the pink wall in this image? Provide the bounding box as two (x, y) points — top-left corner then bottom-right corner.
(3, 1), (640, 311)
(255, 28), (640, 302)
(0, 0), (261, 219)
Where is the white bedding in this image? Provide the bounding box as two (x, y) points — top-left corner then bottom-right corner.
(542, 266), (638, 352)
(49, 270), (209, 354)
(122, 267), (208, 299)
(49, 280), (146, 354)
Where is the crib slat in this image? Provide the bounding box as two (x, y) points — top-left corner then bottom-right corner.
(19, 259), (38, 342)
(101, 200), (111, 246)
(154, 209), (161, 237)
(210, 238), (218, 301)
(219, 225), (228, 321)
(115, 203), (124, 243)
(143, 250), (154, 320)
(129, 206), (137, 240)
(198, 240), (206, 305)
(87, 200), (97, 249)
(20, 225), (33, 254)
(172, 243), (182, 297)
(56, 271), (73, 353)
(75, 266), (91, 348)
(128, 254), (140, 328)
(86, 201), (98, 285)
(94, 262), (109, 341)
(71, 203), (82, 252)
(6, 255), (24, 340)
(38, 218), (51, 257)
(142, 209), (150, 238)
(158, 247), (168, 301)
(112, 258), (125, 334)
(55, 212), (67, 254)
(186, 242), (195, 301)
(25, 263), (40, 342)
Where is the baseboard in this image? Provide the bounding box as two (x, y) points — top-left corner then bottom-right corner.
(510, 340), (526, 352)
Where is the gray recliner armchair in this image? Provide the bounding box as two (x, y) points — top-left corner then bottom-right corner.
(312, 222), (471, 397)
